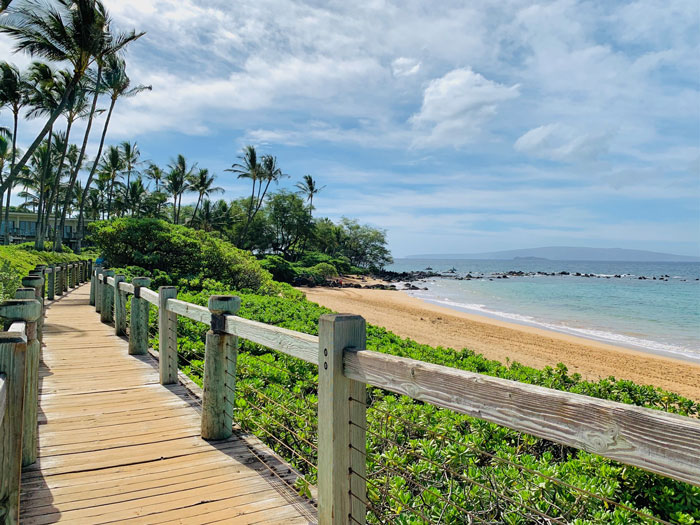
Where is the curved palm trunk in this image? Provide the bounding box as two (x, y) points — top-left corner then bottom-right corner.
(56, 65), (102, 251)
(3, 112), (18, 244)
(1, 75), (79, 195)
(48, 119), (74, 250)
(191, 193), (203, 224)
(34, 124), (54, 250)
(238, 180), (257, 245)
(74, 94), (116, 253)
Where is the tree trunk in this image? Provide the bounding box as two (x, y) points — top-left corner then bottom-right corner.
(0, 75), (78, 195)
(48, 119), (73, 250)
(75, 94), (116, 248)
(4, 112), (18, 244)
(35, 124), (54, 250)
(56, 65), (102, 251)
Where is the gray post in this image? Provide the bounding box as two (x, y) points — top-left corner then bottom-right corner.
(62, 264), (68, 293)
(129, 277), (151, 355)
(90, 264), (102, 306)
(0, 298), (42, 470)
(94, 268), (104, 312)
(201, 295), (240, 440)
(100, 270), (115, 324)
(158, 286), (178, 384)
(21, 275), (44, 344)
(318, 314), (368, 525)
(113, 275), (126, 336)
(47, 265), (55, 301)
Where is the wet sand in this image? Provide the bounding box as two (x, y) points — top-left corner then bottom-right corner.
(300, 287), (700, 400)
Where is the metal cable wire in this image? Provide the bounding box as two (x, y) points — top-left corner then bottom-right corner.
(349, 420), (566, 522)
(242, 415), (318, 472)
(224, 383), (318, 453)
(236, 380), (318, 433)
(351, 398), (669, 524)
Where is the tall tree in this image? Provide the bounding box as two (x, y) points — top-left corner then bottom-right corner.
(73, 54), (150, 250)
(295, 174), (325, 210)
(120, 140), (140, 188)
(99, 144), (123, 219)
(0, 0), (144, 198)
(189, 168), (222, 224)
(0, 62), (27, 243)
(226, 145), (261, 245)
(165, 154), (193, 224)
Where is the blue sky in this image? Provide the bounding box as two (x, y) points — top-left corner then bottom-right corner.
(2, 0), (699, 257)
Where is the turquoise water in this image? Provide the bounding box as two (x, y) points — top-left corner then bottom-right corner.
(387, 259), (700, 362)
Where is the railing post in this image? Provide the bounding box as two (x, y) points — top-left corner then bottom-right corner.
(201, 295), (240, 440)
(94, 268), (103, 312)
(87, 260), (93, 284)
(129, 277), (151, 355)
(0, 298), (42, 471)
(100, 270), (115, 324)
(90, 264), (101, 306)
(318, 314), (367, 525)
(47, 265), (55, 301)
(0, 330), (28, 524)
(113, 275), (127, 336)
(62, 264), (68, 293)
(21, 275), (44, 343)
(33, 266), (46, 298)
(56, 264), (64, 297)
(158, 286), (178, 385)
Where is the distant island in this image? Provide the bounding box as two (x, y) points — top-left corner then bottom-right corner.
(406, 246), (700, 262)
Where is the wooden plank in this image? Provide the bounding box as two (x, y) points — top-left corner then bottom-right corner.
(140, 286), (159, 306)
(344, 348), (700, 487)
(224, 315), (318, 364)
(166, 298), (211, 324)
(119, 281), (135, 294)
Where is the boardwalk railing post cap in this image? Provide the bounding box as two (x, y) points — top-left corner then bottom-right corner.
(132, 276), (151, 286)
(14, 288), (35, 299)
(22, 275), (44, 287)
(0, 298), (42, 321)
(319, 313), (365, 323)
(207, 295), (241, 314)
(159, 285), (176, 291)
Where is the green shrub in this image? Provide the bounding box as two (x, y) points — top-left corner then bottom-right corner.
(309, 262), (338, 280)
(88, 218), (276, 294)
(260, 255), (297, 283)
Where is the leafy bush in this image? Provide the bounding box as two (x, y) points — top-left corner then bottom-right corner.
(260, 255), (297, 283)
(88, 218), (276, 294)
(0, 245), (90, 299)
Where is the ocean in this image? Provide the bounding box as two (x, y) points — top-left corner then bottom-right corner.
(387, 259), (700, 363)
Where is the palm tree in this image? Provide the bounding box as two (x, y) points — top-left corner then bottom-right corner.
(120, 140), (140, 188)
(124, 177), (146, 216)
(0, 61), (27, 243)
(99, 145), (124, 219)
(25, 62), (63, 248)
(226, 145), (261, 244)
(165, 154), (193, 224)
(74, 54), (150, 249)
(189, 168), (222, 224)
(0, 0), (144, 196)
(295, 174), (325, 210)
(193, 199), (232, 232)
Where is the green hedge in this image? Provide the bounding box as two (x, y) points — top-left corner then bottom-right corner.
(0, 245), (91, 300)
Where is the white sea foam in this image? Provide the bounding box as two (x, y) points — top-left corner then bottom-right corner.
(405, 291), (700, 363)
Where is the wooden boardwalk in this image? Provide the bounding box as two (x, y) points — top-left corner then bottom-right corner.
(20, 285), (316, 524)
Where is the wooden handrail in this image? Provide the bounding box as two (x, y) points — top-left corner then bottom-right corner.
(344, 348), (700, 487)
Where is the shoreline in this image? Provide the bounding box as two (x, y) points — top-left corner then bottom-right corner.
(299, 286), (700, 400)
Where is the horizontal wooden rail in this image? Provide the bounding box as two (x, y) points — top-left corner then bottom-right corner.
(344, 348), (700, 487)
(7, 322), (26, 338)
(224, 316), (318, 364)
(118, 282), (134, 294)
(140, 287), (159, 306)
(161, 298), (318, 363)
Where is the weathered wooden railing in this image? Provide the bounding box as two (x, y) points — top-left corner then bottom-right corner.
(92, 269), (700, 524)
(0, 259), (90, 522)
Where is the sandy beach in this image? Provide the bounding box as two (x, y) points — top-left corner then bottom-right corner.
(300, 286), (700, 401)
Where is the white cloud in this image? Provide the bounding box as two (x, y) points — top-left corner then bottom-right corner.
(514, 123), (610, 162)
(410, 68), (519, 147)
(391, 57), (421, 77)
